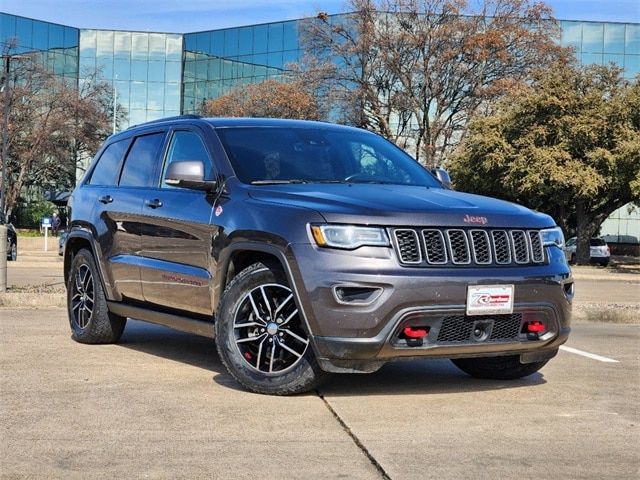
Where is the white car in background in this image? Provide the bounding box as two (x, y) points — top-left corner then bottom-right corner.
(564, 237), (610, 266)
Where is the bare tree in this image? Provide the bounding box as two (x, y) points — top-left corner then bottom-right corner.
(297, 0), (570, 166)
(0, 48), (115, 218)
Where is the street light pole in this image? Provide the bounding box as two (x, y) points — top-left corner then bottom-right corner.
(112, 82), (117, 134)
(112, 74), (118, 134)
(1, 53), (12, 220)
(0, 44), (23, 221)
(1, 50), (15, 293)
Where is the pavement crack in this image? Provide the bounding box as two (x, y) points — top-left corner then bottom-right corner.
(316, 390), (391, 480)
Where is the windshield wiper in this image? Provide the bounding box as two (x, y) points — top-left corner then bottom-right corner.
(250, 179), (310, 185)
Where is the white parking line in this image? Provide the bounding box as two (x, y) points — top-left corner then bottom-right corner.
(560, 346), (619, 363)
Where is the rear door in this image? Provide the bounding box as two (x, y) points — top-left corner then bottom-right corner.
(138, 126), (217, 316)
(84, 136), (145, 301)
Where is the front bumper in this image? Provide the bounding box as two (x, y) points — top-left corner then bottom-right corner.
(287, 243), (573, 373)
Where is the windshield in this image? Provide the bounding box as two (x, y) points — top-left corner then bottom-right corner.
(590, 238), (606, 246)
(216, 126), (442, 188)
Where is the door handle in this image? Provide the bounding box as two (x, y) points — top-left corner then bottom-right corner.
(98, 195), (113, 204)
(145, 198), (163, 209)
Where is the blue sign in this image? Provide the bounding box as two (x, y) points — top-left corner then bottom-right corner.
(42, 217), (51, 226)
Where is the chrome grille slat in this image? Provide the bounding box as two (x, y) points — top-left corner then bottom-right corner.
(470, 229), (492, 264)
(393, 229), (421, 264)
(446, 229), (471, 264)
(510, 230), (530, 264)
(391, 227), (546, 267)
(491, 230), (512, 264)
(528, 230), (544, 263)
(422, 229), (448, 264)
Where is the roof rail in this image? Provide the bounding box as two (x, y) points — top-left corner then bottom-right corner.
(127, 114), (202, 130)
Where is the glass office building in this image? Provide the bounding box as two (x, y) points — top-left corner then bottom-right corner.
(182, 21), (301, 113)
(0, 13), (78, 82)
(78, 29), (183, 125)
(1, 11), (639, 127)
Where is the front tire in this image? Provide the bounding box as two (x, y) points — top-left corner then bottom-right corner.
(67, 248), (126, 344)
(451, 355), (548, 380)
(215, 262), (326, 395)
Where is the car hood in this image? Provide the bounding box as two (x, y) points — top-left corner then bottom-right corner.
(247, 184), (555, 228)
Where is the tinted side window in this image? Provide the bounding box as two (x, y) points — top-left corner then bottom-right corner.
(162, 131), (212, 188)
(119, 133), (165, 187)
(88, 139), (128, 186)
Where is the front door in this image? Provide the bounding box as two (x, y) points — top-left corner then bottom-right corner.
(138, 127), (217, 316)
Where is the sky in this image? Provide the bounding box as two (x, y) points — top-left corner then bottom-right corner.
(1, 0), (638, 32)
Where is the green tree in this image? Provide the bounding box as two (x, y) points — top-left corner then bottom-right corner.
(449, 63), (640, 264)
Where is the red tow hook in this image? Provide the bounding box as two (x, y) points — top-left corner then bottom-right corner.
(525, 321), (546, 334)
(403, 327), (428, 338)
(403, 326), (429, 347)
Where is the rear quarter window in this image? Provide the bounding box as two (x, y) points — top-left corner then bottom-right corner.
(119, 132), (165, 187)
(87, 139), (129, 186)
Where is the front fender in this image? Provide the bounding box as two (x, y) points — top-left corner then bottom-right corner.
(213, 237), (325, 359)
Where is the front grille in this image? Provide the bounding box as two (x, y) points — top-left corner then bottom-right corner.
(392, 228), (544, 267)
(437, 314), (523, 343)
(394, 229), (421, 264)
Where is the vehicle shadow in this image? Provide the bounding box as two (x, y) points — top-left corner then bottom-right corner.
(118, 319), (228, 373)
(318, 359), (546, 397)
(119, 320), (546, 396)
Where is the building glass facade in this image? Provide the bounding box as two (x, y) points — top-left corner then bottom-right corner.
(182, 20), (301, 113)
(1, 12), (639, 125)
(78, 29), (183, 127)
(0, 12), (78, 82)
(560, 20), (639, 79)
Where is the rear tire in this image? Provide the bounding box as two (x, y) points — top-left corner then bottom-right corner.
(67, 248), (126, 344)
(451, 355), (548, 380)
(8, 241), (17, 261)
(215, 262), (327, 395)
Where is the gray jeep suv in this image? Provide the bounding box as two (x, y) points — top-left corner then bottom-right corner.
(64, 116), (572, 395)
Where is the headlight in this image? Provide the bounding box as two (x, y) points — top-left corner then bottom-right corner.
(311, 224), (390, 249)
(540, 226), (565, 248)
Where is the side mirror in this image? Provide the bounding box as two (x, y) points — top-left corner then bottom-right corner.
(432, 168), (453, 190)
(165, 160), (217, 191)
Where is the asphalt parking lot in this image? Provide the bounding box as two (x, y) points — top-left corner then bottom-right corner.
(1, 308), (638, 479)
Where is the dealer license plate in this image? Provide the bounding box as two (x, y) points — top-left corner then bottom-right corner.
(466, 285), (514, 316)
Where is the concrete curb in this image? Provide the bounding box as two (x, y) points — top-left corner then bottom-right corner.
(572, 305), (639, 324)
(0, 293), (66, 309)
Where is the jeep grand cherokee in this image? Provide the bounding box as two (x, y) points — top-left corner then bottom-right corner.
(64, 116), (572, 395)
